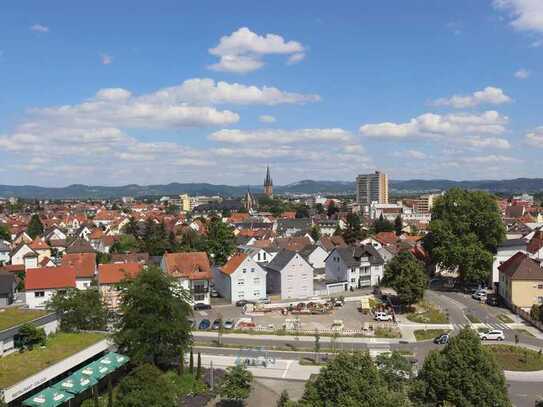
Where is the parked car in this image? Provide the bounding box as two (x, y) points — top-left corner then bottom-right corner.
(472, 290), (487, 301)
(486, 294), (498, 306)
(194, 303), (212, 310)
(374, 311), (393, 322)
(212, 319), (222, 330)
(223, 320), (235, 329)
(479, 329), (505, 341)
(235, 299), (255, 307)
(433, 333), (450, 345)
(198, 319), (211, 330)
(210, 288), (219, 298)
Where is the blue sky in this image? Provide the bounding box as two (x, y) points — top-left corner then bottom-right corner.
(1, 0), (542, 186)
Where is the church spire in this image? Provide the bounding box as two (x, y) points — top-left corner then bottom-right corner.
(264, 166), (273, 197)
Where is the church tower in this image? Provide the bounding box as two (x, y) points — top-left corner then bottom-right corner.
(263, 166), (273, 197)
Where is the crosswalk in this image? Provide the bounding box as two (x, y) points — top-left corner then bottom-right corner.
(452, 322), (510, 331)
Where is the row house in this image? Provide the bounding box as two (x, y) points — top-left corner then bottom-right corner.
(212, 253), (267, 304)
(325, 245), (385, 291)
(161, 252), (212, 305)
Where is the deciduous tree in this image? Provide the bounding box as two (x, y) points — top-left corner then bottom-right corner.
(205, 216), (235, 266)
(116, 364), (176, 407)
(219, 364), (253, 405)
(382, 252), (427, 308)
(27, 214), (44, 239)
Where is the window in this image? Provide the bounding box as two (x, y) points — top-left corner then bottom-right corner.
(242, 268), (247, 273)
(251, 268), (255, 273)
(253, 278), (260, 284)
(34, 291), (45, 298)
(257, 253), (261, 261)
(238, 280), (245, 285)
(194, 293), (205, 301)
(253, 291), (260, 297)
(538, 284), (543, 289)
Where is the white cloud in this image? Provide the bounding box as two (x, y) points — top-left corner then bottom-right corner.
(359, 111), (510, 149)
(525, 127), (543, 147)
(95, 88), (132, 101)
(209, 128), (353, 144)
(432, 87), (512, 108)
(494, 0), (543, 33)
(142, 78), (320, 105)
(30, 24), (49, 33)
(514, 68), (531, 79)
(259, 115), (276, 123)
(100, 54), (113, 65)
(287, 52), (305, 65)
(398, 150), (427, 160)
(208, 27), (305, 73)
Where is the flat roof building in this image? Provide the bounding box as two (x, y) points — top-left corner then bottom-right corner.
(356, 171), (388, 207)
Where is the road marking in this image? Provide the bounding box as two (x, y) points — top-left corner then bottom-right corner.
(282, 360), (293, 378)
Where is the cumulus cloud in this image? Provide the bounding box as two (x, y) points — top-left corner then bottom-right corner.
(514, 68), (531, 79)
(208, 27), (306, 73)
(259, 115), (276, 123)
(396, 150), (427, 160)
(432, 87), (512, 108)
(143, 78), (320, 105)
(359, 111), (510, 149)
(525, 127), (543, 147)
(30, 24), (49, 33)
(209, 128), (353, 144)
(494, 0), (543, 33)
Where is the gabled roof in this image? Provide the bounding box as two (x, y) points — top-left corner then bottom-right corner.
(25, 266), (76, 290)
(265, 249), (298, 272)
(162, 252), (212, 280)
(273, 236), (312, 252)
(527, 231), (543, 255)
(98, 263), (142, 285)
(61, 252), (96, 278)
(29, 237), (50, 251)
(66, 238), (95, 254)
(499, 252), (543, 281)
(328, 244), (385, 267)
(110, 252), (149, 264)
(220, 253), (248, 275)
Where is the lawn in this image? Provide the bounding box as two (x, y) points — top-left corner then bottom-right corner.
(406, 302), (449, 324)
(496, 314), (514, 324)
(0, 332), (107, 388)
(373, 327), (401, 338)
(487, 345), (543, 371)
(0, 307), (48, 331)
(414, 329), (449, 341)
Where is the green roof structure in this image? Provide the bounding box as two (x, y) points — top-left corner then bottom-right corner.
(22, 387), (74, 407)
(76, 360), (113, 380)
(52, 371), (97, 395)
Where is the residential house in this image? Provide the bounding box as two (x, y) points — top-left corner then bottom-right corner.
(110, 252), (150, 265)
(498, 252), (543, 310)
(276, 219), (312, 237)
(300, 245), (329, 270)
(325, 245), (385, 291)
(44, 227), (67, 242)
(264, 249), (314, 300)
(61, 252), (97, 290)
(212, 254), (267, 304)
(24, 266), (76, 309)
(65, 238), (95, 254)
(29, 238), (51, 263)
(161, 252), (213, 305)
(0, 241), (10, 265)
(239, 246), (275, 264)
(527, 230), (543, 261)
(10, 243), (35, 266)
(492, 238), (528, 286)
(0, 271), (17, 306)
(23, 251), (39, 270)
(98, 263), (142, 310)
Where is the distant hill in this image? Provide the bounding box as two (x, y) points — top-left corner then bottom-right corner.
(1, 178), (542, 199)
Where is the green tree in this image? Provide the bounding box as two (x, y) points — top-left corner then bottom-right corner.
(219, 364), (253, 405)
(326, 201), (339, 218)
(382, 252), (427, 309)
(189, 348), (194, 374)
(114, 267), (193, 367)
(531, 304), (543, 322)
(310, 225), (321, 242)
(16, 323), (46, 350)
(116, 364), (176, 407)
(0, 224), (10, 241)
(277, 390), (290, 407)
(394, 215), (403, 236)
(107, 377), (113, 407)
(299, 352), (409, 407)
(140, 219), (171, 256)
(315, 203), (325, 215)
(423, 188), (505, 284)
(27, 214), (44, 238)
(196, 352), (202, 380)
(205, 217), (235, 266)
(414, 328), (511, 407)
(47, 288), (109, 332)
(110, 234), (140, 254)
(375, 351), (413, 393)
(373, 214), (394, 234)
(343, 213), (364, 244)
(295, 206), (310, 218)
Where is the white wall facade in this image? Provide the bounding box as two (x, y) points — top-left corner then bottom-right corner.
(25, 288), (61, 309)
(280, 254), (314, 300)
(227, 257), (267, 303)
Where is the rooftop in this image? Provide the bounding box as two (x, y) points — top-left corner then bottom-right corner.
(0, 307), (48, 332)
(0, 332), (106, 389)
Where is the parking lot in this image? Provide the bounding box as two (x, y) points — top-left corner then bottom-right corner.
(192, 298), (392, 332)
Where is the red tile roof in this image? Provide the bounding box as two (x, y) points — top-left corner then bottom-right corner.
(61, 252), (96, 278)
(98, 263), (142, 285)
(499, 252), (543, 281)
(374, 232), (397, 246)
(220, 253), (247, 275)
(25, 266), (76, 290)
(162, 252), (212, 280)
(528, 231), (543, 255)
(29, 238), (50, 250)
